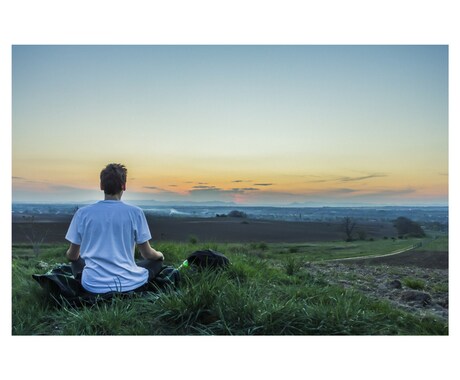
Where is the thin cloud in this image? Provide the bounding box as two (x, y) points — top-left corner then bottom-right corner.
(192, 185), (220, 190)
(49, 184), (86, 191)
(304, 187), (414, 198)
(254, 183), (273, 186)
(143, 186), (180, 195)
(305, 178), (331, 183)
(338, 173), (387, 182)
(190, 186), (258, 194)
(189, 186), (260, 201)
(305, 173), (387, 184)
(361, 188), (416, 197)
(229, 187), (259, 193)
(326, 188), (360, 194)
(302, 188), (360, 196)
(188, 187), (240, 202)
(238, 186), (419, 206)
(12, 176), (45, 184)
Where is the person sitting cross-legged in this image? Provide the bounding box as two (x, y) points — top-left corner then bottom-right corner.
(65, 163), (164, 294)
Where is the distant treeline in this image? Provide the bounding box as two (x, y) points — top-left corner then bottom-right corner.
(393, 217), (426, 238)
(216, 210), (248, 218)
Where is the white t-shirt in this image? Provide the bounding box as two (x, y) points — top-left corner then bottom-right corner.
(65, 200), (151, 293)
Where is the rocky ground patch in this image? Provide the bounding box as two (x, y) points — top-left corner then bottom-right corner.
(304, 261), (448, 322)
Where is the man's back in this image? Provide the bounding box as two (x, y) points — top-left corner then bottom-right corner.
(66, 200), (152, 293)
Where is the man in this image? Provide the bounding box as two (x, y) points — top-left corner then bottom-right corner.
(65, 163), (164, 293)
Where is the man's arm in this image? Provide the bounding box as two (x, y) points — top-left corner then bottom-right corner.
(66, 243), (81, 262)
(137, 241), (164, 261)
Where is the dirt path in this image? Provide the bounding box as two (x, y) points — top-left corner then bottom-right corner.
(327, 237), (447, 270)
(315, 237), (448, 321)
(326, 243), (420, 263)
(344, 249), (448, 269)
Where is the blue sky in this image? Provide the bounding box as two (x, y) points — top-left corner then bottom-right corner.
(12, 45), (448, 205)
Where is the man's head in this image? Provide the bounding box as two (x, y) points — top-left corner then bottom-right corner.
(100, 163), (127, 195)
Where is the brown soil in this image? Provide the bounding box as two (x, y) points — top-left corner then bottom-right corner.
(343, 249), (448, 269)
(12, 215), (398, 244)
(314, 246), (449, 321)
(305, 261), (448, 321)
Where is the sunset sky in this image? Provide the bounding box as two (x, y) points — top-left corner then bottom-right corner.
(12, 45), (448, 205)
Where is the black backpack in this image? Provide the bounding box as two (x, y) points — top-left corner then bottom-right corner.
(187, 249), (230, 269)
(151, 266), (181, 289)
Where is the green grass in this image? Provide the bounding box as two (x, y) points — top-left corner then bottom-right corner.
(414, 235), (448, 252)
(402, 277), (426, 290)
(256, 237), (426, 263)
(12, 240), (448, 335)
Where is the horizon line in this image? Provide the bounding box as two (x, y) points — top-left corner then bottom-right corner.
(11, 200), (449, 208)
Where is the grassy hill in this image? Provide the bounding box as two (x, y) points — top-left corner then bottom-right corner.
(12, 237), (448, 335)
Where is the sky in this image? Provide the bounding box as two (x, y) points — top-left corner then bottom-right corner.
(12, 45), (448, 205)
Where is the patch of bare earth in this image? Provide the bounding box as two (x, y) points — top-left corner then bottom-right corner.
(304, 250), (448, 322)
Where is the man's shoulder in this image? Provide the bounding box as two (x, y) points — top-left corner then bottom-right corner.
(76, 201), (144, 214)
(72, 203), (93, 213)
(79, 202), (102, 211)
(117, 202), (148, 218)
(120, 201), (143, 212)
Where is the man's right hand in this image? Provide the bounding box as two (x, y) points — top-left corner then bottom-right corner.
(138, 241), (165, 261)
(155, 251), (165, 261)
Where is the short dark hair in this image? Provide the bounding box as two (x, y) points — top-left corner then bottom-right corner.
(100, 163), (127, 195)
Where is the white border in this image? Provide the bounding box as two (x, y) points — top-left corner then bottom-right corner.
(1, 1), (458, 380)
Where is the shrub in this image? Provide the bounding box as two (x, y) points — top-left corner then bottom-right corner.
(403, 277), (425, 290)
(189, 235), (198, 244)
(258, 242), (268, 251)
(357, 230), (367, 240)
(228, 210), (248, 218)
(284, 257), (301, 276)
(393, 217), (426, 238)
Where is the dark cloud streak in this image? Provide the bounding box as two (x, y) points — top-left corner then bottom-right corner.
(305, 173), (387, 184)
(338, 173), (387, 182)
(192, 185), (220, 190)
